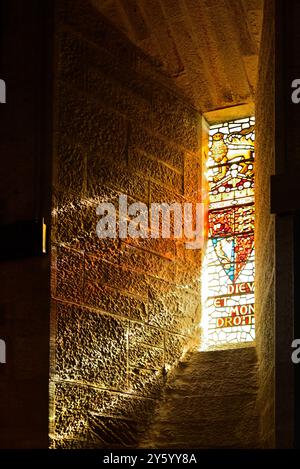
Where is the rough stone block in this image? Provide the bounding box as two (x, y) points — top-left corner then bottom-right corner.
(177, 290), (200, 321)
(129, 148), (183, 193)
(184, 152), (201, 198)
(148, 279), (181, 322)
(175, 265), (201, 290)
(56, 86), (90, 144)
(151, 87), (200, 152)
(165, 333), (190, 366)
(147, 279), (198, 334)
(85, 256), (148, 298)
(54, 191), (120, 257)
(54, 191), (89, 248)
(87, 160), (149, 203)
(56, 245), (84, 273)
(54, 382), (157, 428)
(128, 322), (164, 349)
(149, 312), (196, 336)
(55, 302), (128, 389)
(57, 29), (86, 89)
(55, 245), (84, 303)
(150, 181), (186, 205)
(128, 367), (164, 398)
(129, 344), (164, 370)
(51, 438), (91, 449)
(119, 243), (175, 281)
(125, 237), (175, 260)
(148, 182), (188, 239)
(86, 67), (152, 128)
(130, 125), (184, 171)
(55, 138), (85, 194)
(57, 87), (128, 162)
(84, 283), (148, 321)
(86, 104), (128, 157)
(176, 241), (203, 269)
(85, 40), (150, 101)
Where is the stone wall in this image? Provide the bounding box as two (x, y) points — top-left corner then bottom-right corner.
(50, 0), (202, 448)
(255, 0), (275, 448)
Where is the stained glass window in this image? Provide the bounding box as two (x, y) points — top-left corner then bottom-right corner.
(201, 117), (255, 349)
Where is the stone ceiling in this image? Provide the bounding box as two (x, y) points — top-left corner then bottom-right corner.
(92, 0), (264, 113)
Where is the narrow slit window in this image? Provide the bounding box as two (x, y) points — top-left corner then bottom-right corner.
(201, 116), (255, 349)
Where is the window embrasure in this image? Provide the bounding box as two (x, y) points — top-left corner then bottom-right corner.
(201, 117), (255, 350)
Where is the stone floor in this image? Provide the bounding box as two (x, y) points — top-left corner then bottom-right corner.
(141, 347), (259, 448)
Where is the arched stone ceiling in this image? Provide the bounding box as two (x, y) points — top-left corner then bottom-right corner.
(92, 0), (264, 112)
